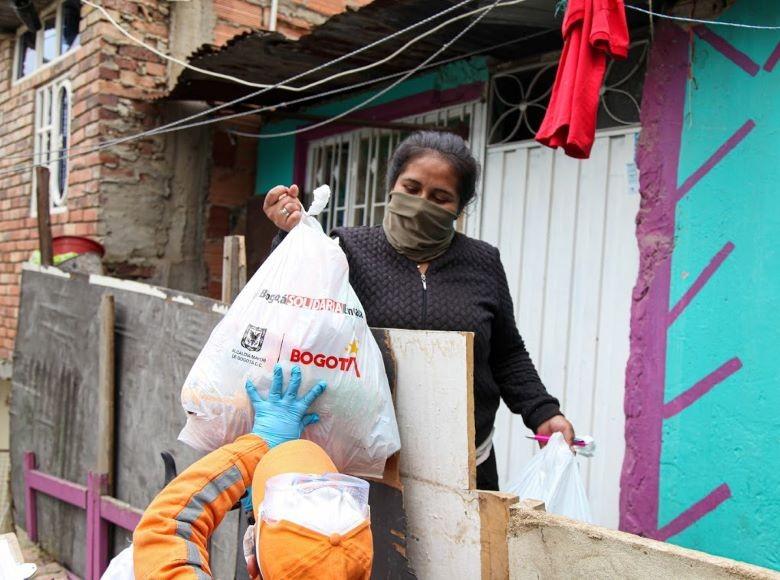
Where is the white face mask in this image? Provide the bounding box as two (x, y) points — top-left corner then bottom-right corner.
(259, 473), (370, 536)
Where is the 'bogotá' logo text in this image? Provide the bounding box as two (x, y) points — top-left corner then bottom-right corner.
(290, 340), (361, 377)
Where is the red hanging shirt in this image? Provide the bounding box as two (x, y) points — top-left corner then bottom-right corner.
(535, 0), (629, 159)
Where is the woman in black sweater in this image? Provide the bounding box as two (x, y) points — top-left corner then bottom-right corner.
(263, 131), (575, 490)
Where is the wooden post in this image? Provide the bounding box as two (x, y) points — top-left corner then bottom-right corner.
(222, 235), (249, 579)
(96, 294), (115, 485)
(87, 471), (110, 580)
(221, 235), (247, 304)
(35, 166), (53, 267)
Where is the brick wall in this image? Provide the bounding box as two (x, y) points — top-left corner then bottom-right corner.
(0, 12), (102, 360)
(204, 131), (258, 299)
(0, 0), (376, 360)
(0, 0), (172, 360)
(213, 0), (373, 44)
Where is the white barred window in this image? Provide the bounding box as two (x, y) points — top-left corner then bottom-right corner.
(32, 77), (72, 213)
(306, 101), (484, 232)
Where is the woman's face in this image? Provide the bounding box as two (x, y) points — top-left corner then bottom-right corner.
(392, 153), (461, 214)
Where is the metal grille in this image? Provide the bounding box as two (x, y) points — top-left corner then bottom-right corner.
(306, 101), (485, 231)
(488, 41), (648, 145)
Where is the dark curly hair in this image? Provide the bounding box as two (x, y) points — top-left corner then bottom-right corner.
(387, 131), (480, 214)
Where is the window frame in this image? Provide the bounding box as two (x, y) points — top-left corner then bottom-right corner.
(31, 77), (73, 216)
(13, 0), (82, 83)
(305, 100), (484, 232)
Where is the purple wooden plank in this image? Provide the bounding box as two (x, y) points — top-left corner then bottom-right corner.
(26, 470), (88, 510)
(87, 472), (109, 580)
(100, 496), (143, 531)
(23, 452), (38, 543)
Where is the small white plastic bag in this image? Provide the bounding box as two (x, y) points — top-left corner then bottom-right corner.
(507, 432), (593, 523)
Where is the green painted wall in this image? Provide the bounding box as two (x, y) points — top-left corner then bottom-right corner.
(660, 2), (780, 571)
(255, 57), (488, 195)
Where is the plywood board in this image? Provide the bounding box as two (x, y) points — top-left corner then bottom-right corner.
(388, 330), (475, 491)
(11, 268), (237, 577)
(386, 329), (489, 579)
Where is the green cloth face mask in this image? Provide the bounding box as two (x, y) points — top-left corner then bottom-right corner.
(382, 191), (457, 263)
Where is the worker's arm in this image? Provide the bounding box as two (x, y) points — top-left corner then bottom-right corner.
(133, 365), (326, 580)
(133, 435), (267, 579)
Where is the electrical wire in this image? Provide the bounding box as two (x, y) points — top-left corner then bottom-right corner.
(81, 0), (485, 91)
(0, 0), (532, 167)
(625, 3), (780, 30)
(0, 25), (556, 176)
(81, 0), (276, 89)
(1, 0), (486, 165)
(234, 0), (502, 138)
(85, 0), (533, 96)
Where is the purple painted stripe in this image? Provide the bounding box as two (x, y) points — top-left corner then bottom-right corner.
(764, 41), (780, 72)
(694, 26), (760, 76)
(663, 358), (742, 419)
(656, 483), (732, 541)
(668, 242), (735, 325)
(100, 496), (143, 531)
(675, 120), (755, 203)
(620, 23), (690, 537)
(27, 470), (88, 509)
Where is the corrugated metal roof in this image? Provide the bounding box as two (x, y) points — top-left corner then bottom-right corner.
(0, 0), (51, 32)
(166, 0), (563, 107)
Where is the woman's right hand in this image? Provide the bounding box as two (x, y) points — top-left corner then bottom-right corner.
(263, 184), (303, 231)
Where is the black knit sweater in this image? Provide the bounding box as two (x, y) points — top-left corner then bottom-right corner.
(276, 225), (561, 446)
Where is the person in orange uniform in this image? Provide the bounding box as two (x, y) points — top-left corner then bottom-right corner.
(131, 364), (373, 579)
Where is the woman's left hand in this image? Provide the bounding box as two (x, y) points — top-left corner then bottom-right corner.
(535, 414), (575, 448)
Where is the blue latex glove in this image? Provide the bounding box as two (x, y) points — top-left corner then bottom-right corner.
(245, 364), (326, 449)
(240, 486), (254, 519)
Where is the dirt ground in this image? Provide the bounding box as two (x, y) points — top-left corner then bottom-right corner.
(16, 528), (69, 579)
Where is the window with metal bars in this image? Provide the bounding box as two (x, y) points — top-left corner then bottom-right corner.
(487, 40), (648, 145)
(305, 102), (482, 232)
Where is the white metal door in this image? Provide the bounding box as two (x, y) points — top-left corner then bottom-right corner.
(475, 127), (640, 529)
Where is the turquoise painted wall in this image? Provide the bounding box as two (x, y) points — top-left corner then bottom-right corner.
(662, 2), (780, 570)
(255, 57), (488, 195)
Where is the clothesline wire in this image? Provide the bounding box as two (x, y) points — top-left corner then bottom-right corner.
(0, 0), (542, 176)
(231, 0), (503, 139)
(625, 3), (780, 30)
(2, 0), (485, 164)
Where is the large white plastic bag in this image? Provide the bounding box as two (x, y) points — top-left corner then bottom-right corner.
(507, 432), (592, 523)
(179, 186), (401, 477)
